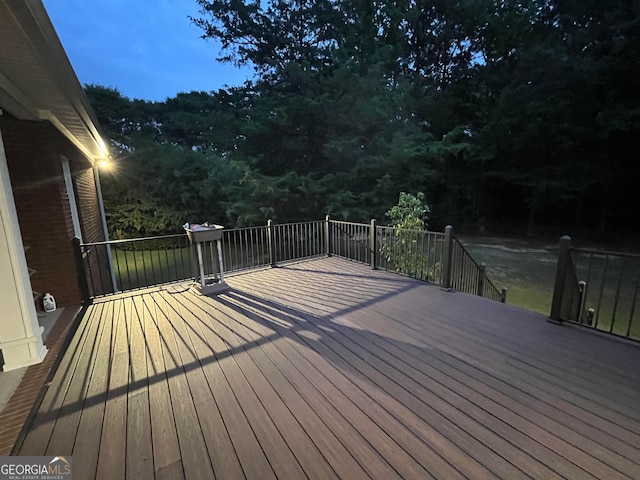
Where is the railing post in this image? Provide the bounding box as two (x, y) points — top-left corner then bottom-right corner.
(267, 219), (276, 267)
(501, 288), (508, 303)
(477, 263), (486, 297)
(370, 219), (377, 270)
(325, 215), (332, 257)
(441, 225), (454, 289)
(550, 235), (572, 323)
(71, 236), (92, 304)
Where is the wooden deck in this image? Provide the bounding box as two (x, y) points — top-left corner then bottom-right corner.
(17, 257), (640, 479)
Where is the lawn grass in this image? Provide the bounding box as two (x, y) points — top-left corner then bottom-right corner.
(462, 237), (640, 340)
(461, 238), (557, 316)
(112, 247), (192, 291)
(500, 283), (553, 316)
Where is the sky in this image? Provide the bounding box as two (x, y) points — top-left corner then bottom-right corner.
(42, 0), (253, 102)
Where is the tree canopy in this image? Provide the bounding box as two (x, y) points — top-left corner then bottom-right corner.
(89, 0), (640, 238)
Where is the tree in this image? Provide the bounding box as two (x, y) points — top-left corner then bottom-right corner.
(467, 0), (640, 232)
(86, 86), (245, 237)
(192, 0), (343, 85)
(88, 0), (640, 238)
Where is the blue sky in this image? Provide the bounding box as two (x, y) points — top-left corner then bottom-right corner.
(43, 0), (253, 101)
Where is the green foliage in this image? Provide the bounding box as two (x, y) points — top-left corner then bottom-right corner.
(386, 192), (431, 230)
(381, 192), (439, 280)
(86, 0), (640, 238)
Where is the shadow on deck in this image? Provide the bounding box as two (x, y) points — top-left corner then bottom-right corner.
(16, 257), (640, 479)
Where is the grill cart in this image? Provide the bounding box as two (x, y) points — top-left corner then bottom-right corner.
(184, 223), (229, 295)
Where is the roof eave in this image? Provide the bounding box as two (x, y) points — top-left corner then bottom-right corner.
(0, 0), (109, 164)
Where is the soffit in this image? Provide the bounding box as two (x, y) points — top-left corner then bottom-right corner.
(0, 0), (107, 163)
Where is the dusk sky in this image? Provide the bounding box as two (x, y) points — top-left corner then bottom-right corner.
(42, 0), (254, 101)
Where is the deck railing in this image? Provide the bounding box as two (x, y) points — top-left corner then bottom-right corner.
(73, 234), (192, 298)
(328, 220), (370, 264)
(450, 237), (506, 303)
(271, 220), (326, 264)
(73, 218), (506, 304)
(326, 219), (505, 301)
(376, 225), (445, 284)
(551, 235), (640, 341)
(223, 225), (270, 272)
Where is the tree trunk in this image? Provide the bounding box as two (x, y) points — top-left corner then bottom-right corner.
(574, 190), (585, 228)
(526, 186), (540, 237)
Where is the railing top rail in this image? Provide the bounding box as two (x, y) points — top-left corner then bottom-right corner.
(485, 277), (503, 295)
(226, 225), (268, 233)
(570, 246), (640, 260)
(452, 237), (482, 269)
(377, 225), (445, 236)
(272, 220), (325, 227)
(82, 233), (187, 247)
(329, 220), (370, 227)
(82, 225), (275, 248)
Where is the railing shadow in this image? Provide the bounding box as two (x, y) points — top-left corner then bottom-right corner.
(26, 266), (422, 426)
(275, 263), (425, 284)
(22, 258), (640, 470)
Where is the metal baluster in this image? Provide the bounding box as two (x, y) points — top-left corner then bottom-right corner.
(160, 240), (169, 285)
(243, 228), (249, 270)
(610, 258), (626, 333)
(626, 267), (640, 338)
(249, 228), (255, 268)
(236, 230), (242, 270)
(122, 245), (133, 290)
(179, 236), (188, 278)
(595, 255), (610, 329)
(137, 240), (147, 287)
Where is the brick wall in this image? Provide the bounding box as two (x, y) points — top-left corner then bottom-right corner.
(0, 115), (103, 307)
(72, 166), (114, 294)
(73, 167), (104, 243)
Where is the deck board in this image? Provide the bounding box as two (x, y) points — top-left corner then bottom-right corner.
(224, 287), (529, 479)
(174, 294), (307, 480)
(210, 292), (422, 480)
(72, 301), (111, 480)
(379, 300), (640, 473)
(18, 301), (97, 455)
(153, 290), (216, 480)
(177, 293), (341, 480)
(125, 296), (154, 479)
(328, 301), (614, 479)
(342, 296), (638, 472)
(45, 300), (103, 455)
(240, 315), (470, 478)
(224, 301), (399, 479)
(138, 293), (184, 480)
(347, 309), (630, 476)
(159, 293), (245, 480)
(17, 257), (640, 480)
(413, 300), (640, 417)
(96, 298), (129, 480)
(387, 315), (640, 444)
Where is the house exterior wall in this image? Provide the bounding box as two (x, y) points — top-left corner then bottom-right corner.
(72, 165), (113, 295)
(0, 123), (48, 371)
(0, 115), (104, 308)
(73, 167), (104, 244)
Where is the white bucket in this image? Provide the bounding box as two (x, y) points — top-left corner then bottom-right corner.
(43, 293), (56, 313)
